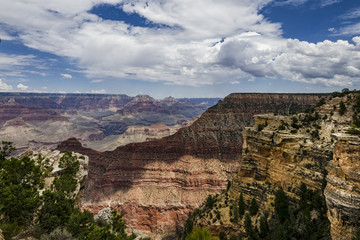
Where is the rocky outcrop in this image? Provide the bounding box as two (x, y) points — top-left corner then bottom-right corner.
(189, 92), (360, 238)
(58, 93), (326, 239)
(21, 149), (89, 200)
(231, 113), (332, 204)
(325, 134), (360, 240)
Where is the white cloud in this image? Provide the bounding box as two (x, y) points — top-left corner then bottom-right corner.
(337, 22), (360, 36)
(273, 0), (309, 6)
(216, 36), (360, 86)
(0, 29), (14, 41)
(340, 7), (360, 20)
(328, 27), (336, 33)
(60, 73), (72, 79)
(336, 8), (360, 36)
(0, 0), (360, 89)
(17, 83), (29, 90)
(0, 79), (13, 91)
(320, 0), (341, 7)
(90, 89), (106, 94)
(91, 79), (103, 83)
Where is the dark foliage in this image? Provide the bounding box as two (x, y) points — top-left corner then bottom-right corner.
(274, 188), (289, 224)
(249, 198), (259, 216)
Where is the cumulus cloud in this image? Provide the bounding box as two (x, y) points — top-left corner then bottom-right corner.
(0, 0), (359, 88)
(17, 83), (29, 90)
(217, 35), (360, 86)
(0, 79), (13, 91)
(60, 73), (72, 79)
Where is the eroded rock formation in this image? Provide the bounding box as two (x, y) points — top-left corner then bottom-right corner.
(189, 92), (360, 239)
(0, 93), (212, 152)
(325, 134), (360, 240)
(58, 93), (325, 239)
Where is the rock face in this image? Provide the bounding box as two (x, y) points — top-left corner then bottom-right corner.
(230, 113), (332, 209)
(325, 134), (360, 240)
(187, 92), (360, 239)
(58, 93), (325, 239)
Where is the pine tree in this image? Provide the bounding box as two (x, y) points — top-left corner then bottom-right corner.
(244, 214), (253, 237)
(259, 215), (269, 238)
(339, 101), (346, 115)
(275, 188), (289, 223)
(238, 193), (246, 217)
(249, 198), (259, 216)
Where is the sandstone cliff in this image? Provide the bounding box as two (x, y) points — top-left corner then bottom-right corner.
(325, 134), (360, 240)
(57, 93), (325, 239)
(189, 91), (360, 239)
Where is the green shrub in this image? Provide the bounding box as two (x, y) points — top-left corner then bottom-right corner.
(185, 227), (219, 240)
(257, 124), (265, 131)
(40, 227), (75, 240)
(339, 101), (346, 115)
(205, 195), (215, 209)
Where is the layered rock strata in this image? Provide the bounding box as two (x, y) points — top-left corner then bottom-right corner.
(232, 113), (332, 203)
(325, 134), (360, 240)
(0, 93), (212, 152)
(58, 93), (326, 239)
(192, 92), (360, 238)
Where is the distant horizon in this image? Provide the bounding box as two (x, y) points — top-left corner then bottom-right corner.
(0, 90), (337, 100)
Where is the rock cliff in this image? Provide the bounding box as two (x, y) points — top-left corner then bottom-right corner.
(57, 93), (325, 239)
(189, 91), (360, 239)
(325, 134), (360, 240)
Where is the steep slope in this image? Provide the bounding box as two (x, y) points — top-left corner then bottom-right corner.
(58, 93), (324, 239)
(189, 91), (360, 240)
(325, 134), (360, 240)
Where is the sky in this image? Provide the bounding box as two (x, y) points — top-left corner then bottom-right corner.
(0, 0), (360, 98)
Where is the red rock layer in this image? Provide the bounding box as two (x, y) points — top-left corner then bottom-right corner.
(57, 93), (325, 239)
(0, 102), (63, 126)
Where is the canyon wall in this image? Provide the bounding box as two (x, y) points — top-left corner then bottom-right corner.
(325, 134), (360, 240)
(58, 93), (325, 239)
(189, 92), (360, 239)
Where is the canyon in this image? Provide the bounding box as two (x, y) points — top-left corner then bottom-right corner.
(0, 93), (215, 152)
(57, 93), (325, 239)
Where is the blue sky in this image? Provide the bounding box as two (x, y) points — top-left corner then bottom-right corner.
(0, 0), (360, 98)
